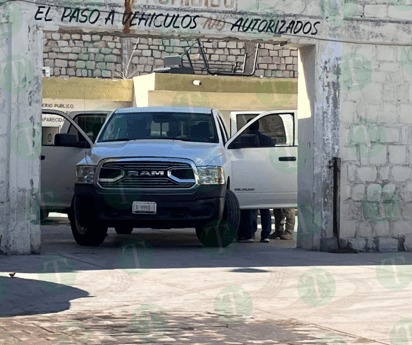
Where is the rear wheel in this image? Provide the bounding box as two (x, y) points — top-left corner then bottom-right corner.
(196, 189), (240, 248)
(40, 209), (49, 222)
(115, 226), (134, 235)
(70, 197), (108, 246)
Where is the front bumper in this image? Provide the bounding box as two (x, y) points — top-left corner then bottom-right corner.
(74, 184), (225, 229)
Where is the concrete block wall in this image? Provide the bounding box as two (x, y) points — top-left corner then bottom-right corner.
(43, 33), (298, 79)
(339, 44), (412, 252)
(43, 33), (123, 78)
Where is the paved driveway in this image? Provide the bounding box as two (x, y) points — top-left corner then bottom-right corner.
(0, 217), (409, 344)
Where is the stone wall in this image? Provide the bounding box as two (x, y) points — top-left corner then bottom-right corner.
(43, 32), (298, 79)
(339, 44), (412, 252)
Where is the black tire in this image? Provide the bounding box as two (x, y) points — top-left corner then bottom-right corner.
(115, 226), (134, 235)
(40, 209), (49, 222)
(196, 189), (240, 248)
(70, 198), (108, 246)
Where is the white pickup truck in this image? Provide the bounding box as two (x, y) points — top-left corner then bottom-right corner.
(69, 106), (298, 247)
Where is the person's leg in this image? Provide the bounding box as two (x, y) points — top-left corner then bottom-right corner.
(238, 210), (248, 240)
(251, 210), (258, 239)
(270, 209), (285, 239)
(280, 208), (296, 240)
(259, 209), (271, 240)
(240, 210), (255, 242)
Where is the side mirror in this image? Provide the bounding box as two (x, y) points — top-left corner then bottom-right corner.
(228, 134), (259, 149)
(54, 133), (90, 148)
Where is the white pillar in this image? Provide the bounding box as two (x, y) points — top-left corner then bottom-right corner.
(0, 2), (43, 254)
(297, 41), (342, 251)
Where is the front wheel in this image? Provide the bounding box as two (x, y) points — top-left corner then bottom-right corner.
(196, 189), (240, 248)
(70, 197), (108, 246)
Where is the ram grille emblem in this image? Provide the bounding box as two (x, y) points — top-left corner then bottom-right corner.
(128, 171), (165, 177)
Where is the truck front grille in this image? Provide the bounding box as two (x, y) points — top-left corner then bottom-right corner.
(98, 161), (196, 189)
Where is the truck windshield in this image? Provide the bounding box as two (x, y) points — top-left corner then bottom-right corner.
(98, 112), (219, 143)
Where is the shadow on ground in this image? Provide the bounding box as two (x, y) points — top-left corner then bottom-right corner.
(0, 276), (88, 317)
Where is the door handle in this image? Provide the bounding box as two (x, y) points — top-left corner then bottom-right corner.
(41, 155), (45, 160)
(279, 157), (296, 161)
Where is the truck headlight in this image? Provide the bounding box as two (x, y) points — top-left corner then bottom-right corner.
(76, 165), (96, 184)
(197, 166), (225, 185)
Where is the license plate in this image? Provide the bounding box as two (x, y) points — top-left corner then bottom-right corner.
(132, 201), (157, 214)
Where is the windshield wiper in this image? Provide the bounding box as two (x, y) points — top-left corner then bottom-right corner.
(99, 138), (213, 143)
(99, 138), (134, 142)
(157, 138), (194, 142)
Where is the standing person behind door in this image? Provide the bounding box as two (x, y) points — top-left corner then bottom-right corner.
(239, 119), (275, 243)
(271, 208), (296, 240)
(247, 118), (276, 147)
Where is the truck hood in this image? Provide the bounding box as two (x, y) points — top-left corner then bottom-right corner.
(88, 140), (225, 167)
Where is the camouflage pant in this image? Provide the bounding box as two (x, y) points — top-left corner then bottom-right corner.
(273, 208), (296, 235)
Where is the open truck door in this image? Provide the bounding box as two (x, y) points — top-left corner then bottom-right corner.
(41, 110), (93, 215)
(225, 111), (298, 209)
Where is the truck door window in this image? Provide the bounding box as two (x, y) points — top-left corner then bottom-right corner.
(42, 113), (65, 146)
(258, 114), (293, 146)
(42, 113), (87, 146)
(68, 114), (106, 143)
(236, 113), (260, 132)
(230, 113), (294, 149)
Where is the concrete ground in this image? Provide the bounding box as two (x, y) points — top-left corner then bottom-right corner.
(0, 215), (410, 344)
